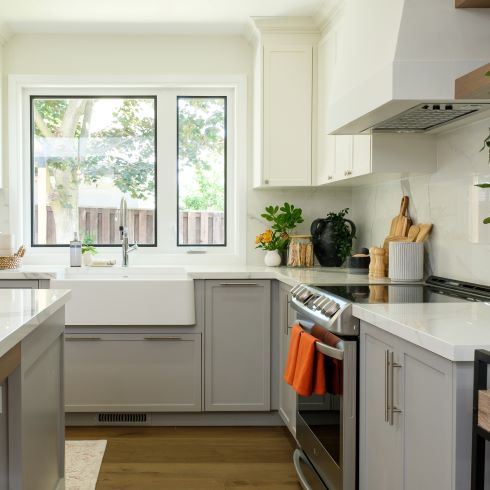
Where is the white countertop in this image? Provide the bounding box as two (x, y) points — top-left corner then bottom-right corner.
(0, 265), (392, 286)
(353, 302), (490, 362)
(2, 265), (489, 362)
(0, 289), (71, 358)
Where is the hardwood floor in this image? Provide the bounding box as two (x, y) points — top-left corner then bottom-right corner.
(66, 426), (302, 489)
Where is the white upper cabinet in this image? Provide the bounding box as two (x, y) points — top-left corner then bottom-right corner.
(252, 18), (319, 188)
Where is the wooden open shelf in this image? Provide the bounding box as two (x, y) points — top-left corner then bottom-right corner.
(455, 63), (490, 99)
(456, 0), (490, 7)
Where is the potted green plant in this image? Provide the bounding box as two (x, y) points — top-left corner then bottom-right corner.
(255, 229), (289, 267)
(311, 208), (356, 266)
(81, 235), (97, 266)
(475, 71), (490, 224)
(260, 202), (304, 264)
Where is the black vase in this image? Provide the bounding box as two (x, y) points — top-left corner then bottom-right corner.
(310, 218), (356, 267)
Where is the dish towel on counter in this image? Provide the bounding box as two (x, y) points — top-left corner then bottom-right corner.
(284, 324), (326, 397)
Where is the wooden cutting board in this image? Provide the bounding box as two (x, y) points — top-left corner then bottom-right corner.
(389, 196), (412, 237)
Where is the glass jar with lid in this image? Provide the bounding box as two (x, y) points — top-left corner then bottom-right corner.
(287, 235), (314, 268)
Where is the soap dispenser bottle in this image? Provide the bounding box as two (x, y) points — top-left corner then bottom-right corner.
(70, 233), (82, 267)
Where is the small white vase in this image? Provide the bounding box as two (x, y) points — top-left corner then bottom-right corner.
(82, 253), (93, 266)
(264, 250), (281, 267)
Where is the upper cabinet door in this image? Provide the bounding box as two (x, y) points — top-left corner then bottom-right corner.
(352, 135), (372, 177)
(334, 135), (353, 180)
(262, 44), (313, 187)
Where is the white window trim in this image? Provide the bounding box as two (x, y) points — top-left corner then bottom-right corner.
(8, 74), (247, 265)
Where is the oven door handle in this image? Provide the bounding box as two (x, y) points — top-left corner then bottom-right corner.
(297, 319), (345, 361)
(315, 340), (344, 361)
(293, 449), (314, 490)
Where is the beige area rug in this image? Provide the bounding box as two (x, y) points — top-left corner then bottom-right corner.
(65, 440), (107, 490)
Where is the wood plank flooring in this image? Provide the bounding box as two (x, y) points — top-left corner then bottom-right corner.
(66, 426), (302, 489)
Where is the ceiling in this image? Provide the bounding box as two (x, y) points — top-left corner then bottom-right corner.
(0, 0), (327, 36)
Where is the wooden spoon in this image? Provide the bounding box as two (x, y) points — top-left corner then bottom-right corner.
(415, 224), (433, 243)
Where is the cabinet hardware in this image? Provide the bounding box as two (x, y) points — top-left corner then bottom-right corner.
(344, 170), (348, 176)
(219, 282), (259, 286)
(143, 337), (183, 341)
(66, 337), (101, 341)
(328, 175), (333, 180)
(389, 351), (402, 426)
(385, 350), (389, 422)
(264, 179), (269, 185)
(346, 170), (352, 176)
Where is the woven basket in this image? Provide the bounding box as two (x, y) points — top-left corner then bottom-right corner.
(0, 255), (22, 270)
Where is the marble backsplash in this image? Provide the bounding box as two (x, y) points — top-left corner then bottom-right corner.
(351, 117), (490, 285)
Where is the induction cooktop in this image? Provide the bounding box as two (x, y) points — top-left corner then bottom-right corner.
(318, 276), (490, 305)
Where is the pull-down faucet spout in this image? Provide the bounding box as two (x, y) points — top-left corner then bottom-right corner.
(119, 197), (138, 267)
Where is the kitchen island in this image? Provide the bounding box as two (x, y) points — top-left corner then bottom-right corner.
(0, 288), (70, 490)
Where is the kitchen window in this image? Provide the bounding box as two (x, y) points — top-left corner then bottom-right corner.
(31, 96), (157, 246)
(177, 96), (227, 246)
(14, 77), (244, 260)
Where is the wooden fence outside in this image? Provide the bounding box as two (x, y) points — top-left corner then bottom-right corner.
(34, 206), (224, 245)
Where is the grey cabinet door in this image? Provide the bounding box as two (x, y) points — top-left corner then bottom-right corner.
(0, 382), (7, 489)
(65, 333), (202, 412)
(400, 340), (453, 490)
(278, 282), (296, 435)
(204, 280), (271, 411)
(0, 280), (39, 289)
(360, 325), (402, 490)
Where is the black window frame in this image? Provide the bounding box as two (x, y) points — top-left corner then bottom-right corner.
(176, 95), (228, 248)
(30, 94), (158, 247)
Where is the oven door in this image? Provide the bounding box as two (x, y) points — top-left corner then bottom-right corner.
(295, 332), (357, 490)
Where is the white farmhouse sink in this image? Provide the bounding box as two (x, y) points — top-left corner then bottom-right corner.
(52, 267), (195, 326)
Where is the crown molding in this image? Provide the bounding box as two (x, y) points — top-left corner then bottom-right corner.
(243, 19), (260, 47)
(251, 16), (319, 36)
(0, 23), (13, 45)
(314, 0), (345, 34)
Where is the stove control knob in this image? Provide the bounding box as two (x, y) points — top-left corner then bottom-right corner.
(323, 301), (340, 317)
(311, 296), (325, 310)
(298, 289), (313, 303)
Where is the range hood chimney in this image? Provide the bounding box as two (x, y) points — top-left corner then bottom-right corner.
(326, 0), (490, 134)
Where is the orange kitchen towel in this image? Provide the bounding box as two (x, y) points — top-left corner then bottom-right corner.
(311, 325), (342, 395)
(292, 331), (325, 397)
(314, 349), (326, 395)
(284, 324), (303, 385)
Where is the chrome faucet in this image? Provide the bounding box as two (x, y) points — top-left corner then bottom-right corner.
(119, 197), (138, 267)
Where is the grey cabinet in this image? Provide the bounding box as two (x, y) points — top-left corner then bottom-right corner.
(360, 321), (461, 490)
(0, 280), (41, 289)
(278, 282), (296, 435)
(0, 382), (8, 489)
(65, 333), (202, 412)
(361, 326), (402, 490)
(204, 280), (271, 411)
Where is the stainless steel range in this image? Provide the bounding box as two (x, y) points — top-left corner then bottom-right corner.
(289, 276), (490, 490)
(290, 283), (359, 490)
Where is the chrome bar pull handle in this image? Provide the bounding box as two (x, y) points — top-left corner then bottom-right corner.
(385, 350), (390, 423)
(389, 351), (403, 426)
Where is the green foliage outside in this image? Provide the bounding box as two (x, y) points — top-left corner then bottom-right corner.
(34, 95), (225, 244)
(178, 98), (225, 212)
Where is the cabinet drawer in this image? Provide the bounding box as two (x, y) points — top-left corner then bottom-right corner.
(65, 333), (202, 412)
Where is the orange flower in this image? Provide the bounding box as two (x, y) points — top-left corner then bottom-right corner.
(262, 229), (273, 243)
(255, 234), (263, 244)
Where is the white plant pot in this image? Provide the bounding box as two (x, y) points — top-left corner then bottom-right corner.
(82, 253), (93, 266)
(264, 250), (281, 267)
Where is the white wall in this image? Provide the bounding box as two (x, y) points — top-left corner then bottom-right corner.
(1, 33), (351, 263)
(351, 117), (490, 285)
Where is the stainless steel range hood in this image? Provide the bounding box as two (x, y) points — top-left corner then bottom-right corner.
(371, 102), (490, 133)
(326, 0), (490, 135)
